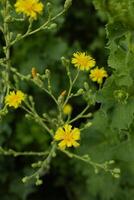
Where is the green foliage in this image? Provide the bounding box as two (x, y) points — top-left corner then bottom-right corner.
(73, 1), (134, 200)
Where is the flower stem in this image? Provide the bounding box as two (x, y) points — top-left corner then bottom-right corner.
(0, 147), (49, 157)
(3, 0), (11, 95)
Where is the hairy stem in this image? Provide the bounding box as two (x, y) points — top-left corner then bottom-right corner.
(3, 0), (11, 97)
(0, 147), (49, 157)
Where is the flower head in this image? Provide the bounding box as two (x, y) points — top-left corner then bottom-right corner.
(5, 90), (25, 109)
(15, 0), (44, 20)
(54, 124), (80, 149)
(89, 67), (108, 84)
(63, 104), (72, 115)
(71, 52), (96, 71)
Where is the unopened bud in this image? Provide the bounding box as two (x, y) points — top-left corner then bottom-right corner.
(76, 89), (84, 95)
(64, 0), (72, 10)
(61, 90), (66, 97)
(113, 168), (121, 174)
(22, 177), (28, 183)
(45, 69), (50, 77)
(109, 160), (115, 165)
(61, 57), (70, 67)
(48, 23), (57, 30)
(35, 179), (43, 186)
(16, 33), (22, 39)
(47, 2), (51, 8)
(84, 82), (89, 90)
(31, 67), (37, 78)
(85, 122), (92, 128)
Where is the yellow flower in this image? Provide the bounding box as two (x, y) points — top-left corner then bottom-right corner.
(54, 124), (80, 150)
(63, 104), (72, 115)
(5, 90), (25, 109)
(15, 0), (44, 20)
(89, 67), (108, 84)
(71, 52), (96, 71)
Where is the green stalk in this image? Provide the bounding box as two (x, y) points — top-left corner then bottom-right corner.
(3, 0), (11, 94)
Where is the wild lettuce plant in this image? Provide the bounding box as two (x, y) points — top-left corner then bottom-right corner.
(0, 0), (121, 186)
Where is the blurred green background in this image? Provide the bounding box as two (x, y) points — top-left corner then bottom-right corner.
(1, 0), (134, 200)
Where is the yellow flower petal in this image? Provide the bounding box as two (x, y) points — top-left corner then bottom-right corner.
(90, 67), (108, 84)
(54, 128), (65, 141)
(72, 141), (80, 147)
(15, 0), (44, 20)
(58, 140), (66, 150)
(72, 52), (96, 71)
(5, 90), (25, 109)
(72, 128), (80, 140)
(54, 124), (80, 150)
(64, 124), (72, 133)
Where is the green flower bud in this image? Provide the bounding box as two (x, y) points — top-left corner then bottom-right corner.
(16, 33), (22, 40)
(64, 0), (72, 11)
(83, 154), (91, 160)
(48, 23), (57, 30)
(113, 173), (120, 178)
(35, 179), (43, 186)
(84, 82), (89, 90)
(61, 57), (70, 67)
(109, 160), (115, 165)
(113, 168), (121, 174)
(85, 121), (92, 128)
(47, 2), (51, 8)
(76, 89), (84, 96)
(45, 69), (50, 77)
(22, 177), (28, 183)
(31, 161), (42, 168)
(94, 167), (99, 174)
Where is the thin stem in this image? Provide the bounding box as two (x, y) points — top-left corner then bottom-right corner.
(29, 10), (65, 36)
(69, 105), (90, 124)
(0, 147), (49, 157)
(22, 102), (54, 137)
(11, 9), (66, 46)
(39, 86), (58, 106)
(2, 0), (11, 102)
(23, 142), (57, 183)
(61, 149), (114, 175)
(9, 67), (58, 106)
(63, 70), (80, 107)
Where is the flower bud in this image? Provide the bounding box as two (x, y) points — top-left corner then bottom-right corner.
(113, 168), (121, 174)
(35, 179), (43, 186)
(63, 104), (72, 115)
(45, 69), (50, 77)
(48, 23), (57, 30)
(31, 67), (37, 78)
(76, 89), (84, 96)
(61, 57), (70, 67)
(85, 121), (92, 128)
(22, 177), (28, 183)
(84, 82), (89, 90)
(64, 0), (72, 10)
(61, 90), (66, 97)
(47, 2), (52, 9)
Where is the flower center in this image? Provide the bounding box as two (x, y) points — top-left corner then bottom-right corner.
(64, 132), (73, 142)
(78, 57), (88, 66)
(24, 3), (35, 12)
(95, 71), (103, 78)
(12, 96), (21, 104)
